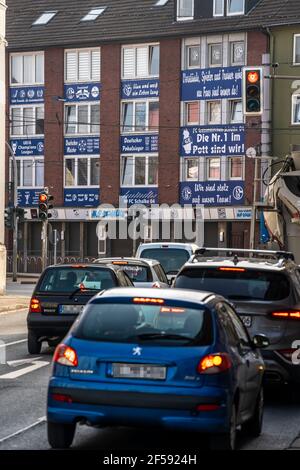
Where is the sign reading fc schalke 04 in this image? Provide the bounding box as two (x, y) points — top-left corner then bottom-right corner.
(181, 66), (242, 101)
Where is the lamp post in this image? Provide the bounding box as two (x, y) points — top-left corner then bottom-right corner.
(6, 142), (18, 282)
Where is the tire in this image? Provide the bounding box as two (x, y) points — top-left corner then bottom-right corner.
(210, 405), (237, 451)
(242, 388), (264, 437)
(27, 330), (42, 354)
(47, 421), (76, 449)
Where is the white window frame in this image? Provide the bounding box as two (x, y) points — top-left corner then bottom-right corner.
(10, 105), (45, 137)
(10, 52), (45, 86)
(177, 0), (194, 21)
(120, 154), (158, 187)
(228, 156), (244, 180)
(64, 48), (101, 83)
(64, 103), (100, 136)
(229, 99), (243, 123)
(11, 157), (44, 189)
(227, 0), (245, 16)
(291, 94), (300, 125)
(213, 0), (224, 17)
(185, 44), (201, 69)
(184, 101), (200, 125)
(122, 43), (160, 79)
(207, 158), (221, 181)
(230, 41), (245, 65)
(293, 35), (300, 65)
(183, 158), (200, 181)
(208, 43), (223, 67)
(64, 156), (100, 188)
(121, 99), (159, 133)
(207, 100), (222, 125)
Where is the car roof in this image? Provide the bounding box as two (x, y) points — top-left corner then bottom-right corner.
(93, 257), (160, 267)
(90, 287), (217, 304)
(182, 258), (292, 272)
(137, 242), (198, 250)
(44, 263), (122, 271)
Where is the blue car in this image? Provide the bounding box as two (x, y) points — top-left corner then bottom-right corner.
(47, 288), (268, 450)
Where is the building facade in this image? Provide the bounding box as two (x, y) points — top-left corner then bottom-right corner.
(5, 0), (293, 271)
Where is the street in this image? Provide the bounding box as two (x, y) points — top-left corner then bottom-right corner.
(1, 309), (300, 451)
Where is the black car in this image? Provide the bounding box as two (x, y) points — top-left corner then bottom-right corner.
(27, 263), (134, 354)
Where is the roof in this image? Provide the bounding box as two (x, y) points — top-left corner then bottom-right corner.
(137, 242), (198, 250)
(6, 0), (300, 51)
(182, 258), (290, 272)
(93, 257), (161, 266)
(92, 287), (215, 303)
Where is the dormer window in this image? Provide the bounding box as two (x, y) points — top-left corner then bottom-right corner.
(177, 0), (194, 21)
(213, 0), (245, 17)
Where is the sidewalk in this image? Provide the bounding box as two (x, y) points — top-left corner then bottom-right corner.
(0, 295), (30, 313)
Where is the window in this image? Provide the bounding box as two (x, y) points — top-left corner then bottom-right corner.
(294, 35), (300, 65)
(122, 44), (159, 78)
(65, 103), (100, 135)
(213, 0), (224, 16)
(65, 48), (101, 82)
(184, 102), (200, 125)
(155, 0), (169, 5)
(121, 101), (159, 132)
(12, 158), (44, 188)
(10, 106), (44, 136)
(10, 53), (44, 85)
(292, 95), (300, 124)
(208, 43), (222, 67)
(64, 156), (100, 187)
(177, 0), (194, 20)
(207, 101), (221, 124)
(32, 11), (57, 26)
(186, 45), (201, 68)
(184, 158), (199, 180)
(227, 0), (245, 16)
(229, 157), (243, 179)
(230, 41), (245, 65)
(121, 156), (158, 186)
(229, 100), (243, 123)
(81, 7), (106, 22)
(207, 158), (221, 180)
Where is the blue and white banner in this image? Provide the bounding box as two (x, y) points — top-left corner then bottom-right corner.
(120, 188), (158, 206)
(64, 137), (100, 156)
(17, 189), (43, 207)
(121, 79), (159, 99)
(180, 181), (245, 206)
(89, 208), (127, 220)
(121, 134), (159, 153)
(181, 67), (242, 101)
(180, 125), (245, 157)
(10, 86), (45, 105)
(64, 83), (101, 102)
(10, 139), (44, 157)
(64, 189), (100, 207)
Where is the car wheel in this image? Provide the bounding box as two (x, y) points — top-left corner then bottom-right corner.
(210, 404), (237, 451)
(47, 421), (76, 449)
(242, 387), (264, 437)
(27, 330), (42, 355)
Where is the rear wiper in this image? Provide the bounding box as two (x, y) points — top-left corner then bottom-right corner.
(69, 287), (100, 299)
(135, 333), (194, 341)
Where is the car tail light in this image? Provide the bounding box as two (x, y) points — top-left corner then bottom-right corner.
(152, 282), (161, 288)
(53, 344), (78, 367)
(276, 349), (298, 362)
(51, 393), (73, 404)
(218, 267), (246, 273)
(29, 297), (42, 314)
(271, 311), (300, 320)
(197, 353), (232, 374)
(133, 297), (164, 304)
(196, 404), (221, 412)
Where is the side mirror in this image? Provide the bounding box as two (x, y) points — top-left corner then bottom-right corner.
(252, 334), (270, 349)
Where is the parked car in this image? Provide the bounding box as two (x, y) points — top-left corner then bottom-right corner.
(47, 287), (268, 450)
(27, 264), (134, 354)
(135, 242), (199, 282)
(174, 247), (300, 387)
(93, 257), (169, 288)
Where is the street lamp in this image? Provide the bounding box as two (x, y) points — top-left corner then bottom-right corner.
(5, 142), (18, 282)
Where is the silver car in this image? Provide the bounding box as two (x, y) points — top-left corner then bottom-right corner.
(93, 257), (169, 288)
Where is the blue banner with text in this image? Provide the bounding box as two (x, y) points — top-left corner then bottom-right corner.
(180, 181), (245, 206)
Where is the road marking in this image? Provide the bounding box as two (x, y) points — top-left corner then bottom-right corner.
(0, 339), (27, 348)
(0, 359), (50, 379)
(0, 417), (46, 445)
(7, 357), (42, 367)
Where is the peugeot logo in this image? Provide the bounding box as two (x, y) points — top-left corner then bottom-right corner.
(132, 347), (142, 356)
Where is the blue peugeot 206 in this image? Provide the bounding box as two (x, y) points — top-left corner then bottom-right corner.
(47, 288), (269, 450)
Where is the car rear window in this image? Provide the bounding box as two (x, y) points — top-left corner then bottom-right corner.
(118, 265), (151, 282)
(37, 267), (116, 293)
(175, 268), (291, 301)
(140, 248), (190, 275)
(74, 302), (213, 346)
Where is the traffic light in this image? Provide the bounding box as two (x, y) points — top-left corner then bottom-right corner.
(38, 191), (54, 221)
(16, 207), (27, 222)
(5, 207), (14, 230)
(243, 67), (263, 116)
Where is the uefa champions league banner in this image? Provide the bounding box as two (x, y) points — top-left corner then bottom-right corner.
(180, 181), (245, 206)
(10, 86), (45, 105)
(64, 83), (101, 102)
(18, 189), (43, 207)
(121, 79), (159, 99)
(64, 189), (100, 207)
(10, 139), (45, 157)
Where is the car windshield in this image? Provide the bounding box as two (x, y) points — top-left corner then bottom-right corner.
(118, 265), (151, 282)
(175, 268), (291, 301)
(74, 302), (213, 346)
(140, 248), (190, 274)
(37, 267), (116, 293)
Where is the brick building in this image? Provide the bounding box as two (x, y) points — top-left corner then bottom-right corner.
(4, 0), (293, 270)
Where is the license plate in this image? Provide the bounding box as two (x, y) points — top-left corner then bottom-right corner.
(111, 363), (166, 380)
(58, 305), (84, 315)
(240, 315), (252, 327)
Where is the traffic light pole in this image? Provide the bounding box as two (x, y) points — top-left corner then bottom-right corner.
(6, 142), (18, 282)
(41, 219), (48, 272)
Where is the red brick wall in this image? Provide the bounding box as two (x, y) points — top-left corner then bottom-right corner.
(44, 48), (64, 205)
(100, 44), (121, 205)
(158, 38), (181, 205)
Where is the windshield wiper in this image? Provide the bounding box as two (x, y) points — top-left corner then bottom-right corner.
(69, 287), (100, 299)
(134, 333), (194, 341)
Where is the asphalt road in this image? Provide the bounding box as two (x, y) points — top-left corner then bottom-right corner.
(0, 309), (300, 451)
